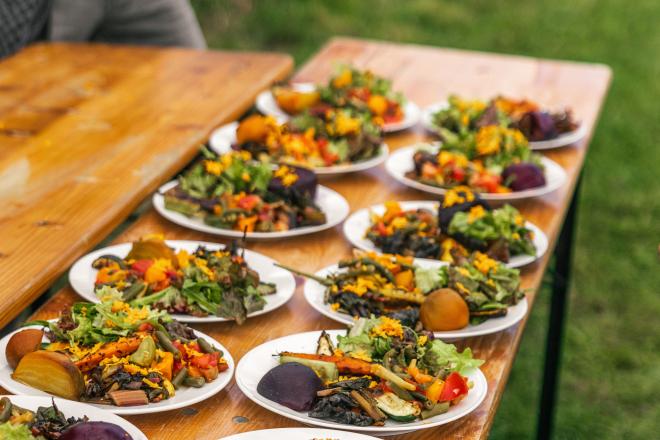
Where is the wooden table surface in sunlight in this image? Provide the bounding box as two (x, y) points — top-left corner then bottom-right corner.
(0, 43), (293, 327)
(11, 38), (610, 439)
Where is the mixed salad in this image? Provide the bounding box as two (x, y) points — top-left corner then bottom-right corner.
(163, 148), (326, 232)
(273, 65), (406, 125)
(92, 235), (277, 323)
(284, 249), (524, 331)
(7, 299), (228, 407)
(431, 95), (579, 143)
(366, 192), (536, 264)
(233, 110), (383, 168)
(257, 318), (483, 426)
(0, 397), (132, 439)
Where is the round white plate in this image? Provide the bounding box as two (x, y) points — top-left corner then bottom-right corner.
(421, 101), (584, 150)
(208, 121), (389, 176)
(385, 145), (566, 202)
(153, 181), (350, 240)
(255, 82), (420, 133)
(342, 201), (547, 269)
(221, 427), (379, 440)
(0, 395), (147, 439)
(303, 262), (528, 339)
(235, 330), (487, 436)
(0, 326), (235, 415)
(69, 240), (296, 323)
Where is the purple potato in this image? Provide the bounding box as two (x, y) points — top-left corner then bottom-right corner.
(257, 362), (323, 411)
(59, 422), (133, 440)
(502, 163), (546, 191)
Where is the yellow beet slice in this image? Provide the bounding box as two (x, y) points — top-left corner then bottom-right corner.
(12, 350), (84, 400)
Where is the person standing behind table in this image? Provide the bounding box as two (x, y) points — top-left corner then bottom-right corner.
(0, 0), (52, 59)
(50, 0), (206, 49)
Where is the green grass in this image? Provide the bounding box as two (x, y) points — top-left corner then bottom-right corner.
(193, 1), (660, 438)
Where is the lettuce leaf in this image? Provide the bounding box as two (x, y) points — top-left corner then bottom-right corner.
(420, 339), (484, 376)
(414, 265), (448, 293)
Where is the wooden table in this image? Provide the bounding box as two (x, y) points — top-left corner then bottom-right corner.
(6, 38), (611, 439)
(0, 43), (293, 327)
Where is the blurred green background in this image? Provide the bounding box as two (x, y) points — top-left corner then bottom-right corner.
(192, 1), (660, 439)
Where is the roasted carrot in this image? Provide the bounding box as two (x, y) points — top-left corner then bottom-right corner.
(279, 352), (373, 375)
(75, 337), (142, 371)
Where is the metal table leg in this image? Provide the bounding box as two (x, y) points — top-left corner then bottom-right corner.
(537, 177), (581, 440)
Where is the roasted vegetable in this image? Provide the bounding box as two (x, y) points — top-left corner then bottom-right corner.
(280, 355), (338, 382)
(12, 351), (84, 400)
(60, 421), (133, 440)
(257, 363), (323, 411)
(420, 288), (470, 331)
(5, 328), (44, 369)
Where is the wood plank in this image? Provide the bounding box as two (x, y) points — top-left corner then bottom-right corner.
(0, 43), (293, 327)
(14, 38), (611, 439)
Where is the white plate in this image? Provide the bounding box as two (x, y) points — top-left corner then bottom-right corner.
(154, 181), (350, 240)
(421, 101), (584, 150)
(0, 326), (235, 415)
(0, 395), (147, 439)
(304, 262), (528, 339)
(235, 330), (487, 436)
(342, 201), (548, 269)
(69, 240), (296, 323)
(208, 121), (389, 176)
(221, 427), (380, 440)
(255, 82), (420, 133)
(385, 145), (566, 202)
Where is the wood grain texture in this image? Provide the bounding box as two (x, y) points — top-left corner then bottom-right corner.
(12, 38), (611, 439)
(0, 43), (293, 327)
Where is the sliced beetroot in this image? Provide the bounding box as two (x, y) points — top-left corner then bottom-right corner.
(268, 165), (318, 199)
(257, 362), (323, 411)
(59, 421), (132, 440)
(502, 163), (546, 191)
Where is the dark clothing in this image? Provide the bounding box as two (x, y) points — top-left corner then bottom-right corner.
(0, 0), (51, 58)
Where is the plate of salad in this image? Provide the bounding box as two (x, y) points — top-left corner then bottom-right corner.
(343, 197), (547, 268)
(255, 65), (420, 133)
(386, 141), (566, 201)
(69, 235), (296, 324)
(235, 320), (486, 435)
(0, 395), (146, 439)
(153, 149), (349, 239)
(209, 113), (388, 175)
(292, 250), (527, 339)
(0, 300), (234, 415)
(221, 427), (380, 440)
(421, 95), (584, 150)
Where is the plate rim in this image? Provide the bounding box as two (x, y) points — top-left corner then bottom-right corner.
(384, 145), (567, 201)
(153, 181), (350, 240)
(420, 101), (585, 150)
(0, 394), (147, 439)
(0, 325), (235, 415)
(234, 329), (488, 433)
(68, 240), (296, 323)
(342, 200), (548, 269)
(254, 83), (420, 133)
(302, 262), (529, 339)
(208, 120), (390, 175)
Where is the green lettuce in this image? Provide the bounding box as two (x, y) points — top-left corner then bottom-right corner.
(414, 265), (449, 293)
(420, 339), (484, 376)
(0, 422), (41, 440)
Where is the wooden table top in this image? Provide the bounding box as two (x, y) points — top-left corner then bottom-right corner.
(0, 43), (293, 327)
(11, 38), (611, 439)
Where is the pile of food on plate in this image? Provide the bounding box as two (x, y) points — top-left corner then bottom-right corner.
(273, 65), (406, 125)
(366, 190), (536, 263)
(285, 249), (524, 331)
(0, 397), (132, 439)
(232, 110), (383, 168)
(6, 298), (229, 407)
(407, 131), (545, 194)
(431, 94), (579, 143)
(163, 148), (327, 232)
(257, 317), (483, 426)
(92, 235), (277, 323)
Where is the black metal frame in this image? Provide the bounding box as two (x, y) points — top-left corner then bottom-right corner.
(536, 176), (582, 440)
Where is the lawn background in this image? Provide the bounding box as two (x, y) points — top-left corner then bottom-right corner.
(192, 1), (660, 439)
